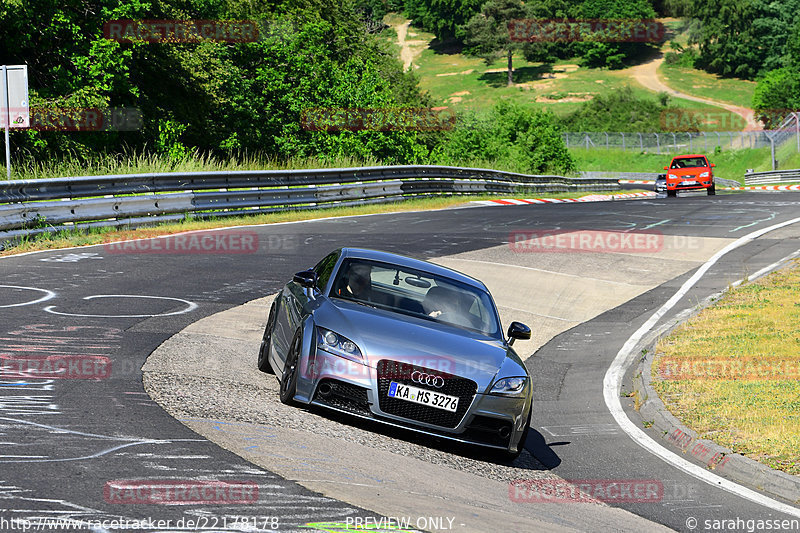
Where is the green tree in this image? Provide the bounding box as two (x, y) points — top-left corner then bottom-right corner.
(460, 0), (526, 86)
(403, 0), (484, 40)
(576, 0), (658, 69)
(752, 69), (800, 128)
(689, 0), (800, 79)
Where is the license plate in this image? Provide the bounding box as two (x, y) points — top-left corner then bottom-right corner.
(680, 180), (697, 185)
(387, 381), (459, 412)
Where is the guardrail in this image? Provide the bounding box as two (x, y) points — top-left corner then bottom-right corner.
(0, 165), (619, 245)
(744, 169), (800, 185)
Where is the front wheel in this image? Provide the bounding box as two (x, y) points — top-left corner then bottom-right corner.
(707, 184), (716, 195)
(279, 330), (302, 405)
(257, 298), (279, 374)
(667, 189), (677, 198)
(495, 405), (532, 463)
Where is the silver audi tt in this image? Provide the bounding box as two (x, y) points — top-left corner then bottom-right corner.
(258, 248), (533, 459)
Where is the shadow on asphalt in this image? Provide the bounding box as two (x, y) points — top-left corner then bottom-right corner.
(524, 429), (563, 469)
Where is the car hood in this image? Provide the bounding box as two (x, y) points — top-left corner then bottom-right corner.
(667, 168), (708, 178)
(313, 297), (520, 389)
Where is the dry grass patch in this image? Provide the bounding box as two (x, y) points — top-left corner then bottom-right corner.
(652, 261), (800, 475)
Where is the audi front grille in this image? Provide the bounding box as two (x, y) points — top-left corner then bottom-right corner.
(376, 359), (477, 429)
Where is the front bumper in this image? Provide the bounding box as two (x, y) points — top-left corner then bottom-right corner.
(301, 348), (531, 453)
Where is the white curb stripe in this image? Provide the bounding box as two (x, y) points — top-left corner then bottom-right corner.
(604, 216), (800, 518)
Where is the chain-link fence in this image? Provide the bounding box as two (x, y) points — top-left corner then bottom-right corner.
(563, 130), (790, 154)
(564, 114), (800, 170)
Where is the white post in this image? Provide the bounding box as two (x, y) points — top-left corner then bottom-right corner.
(2, 65), (10, 178)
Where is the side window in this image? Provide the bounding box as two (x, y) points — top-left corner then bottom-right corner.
(314, 252), (339, 291)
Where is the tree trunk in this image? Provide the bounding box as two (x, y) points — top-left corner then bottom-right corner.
(507, 49), (513, 86)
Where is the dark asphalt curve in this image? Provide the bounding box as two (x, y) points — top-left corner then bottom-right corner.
(0, 192), (799, 533)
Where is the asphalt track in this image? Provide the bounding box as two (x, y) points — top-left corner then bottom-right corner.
(1, 191), (800, 532)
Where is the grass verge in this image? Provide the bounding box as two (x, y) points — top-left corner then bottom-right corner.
(571, 144), (800, 184)
(1, 190), (646, 257)
(659, 63), (756, 110)
(651, 260), (800, 476)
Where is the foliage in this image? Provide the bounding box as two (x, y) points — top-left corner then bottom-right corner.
(752, 68), (800, 128)
(561, 86), (690, 132)
(688, 0), (800, 79)
(402, 0), (484, 40)
(435, 101), (576, 174)
(574, 0), (659, 69)
(664, 49), (698, 68)
(751, 18), (800, 127)
(460, 0), (527, 86)
(0, 0), (436, 167)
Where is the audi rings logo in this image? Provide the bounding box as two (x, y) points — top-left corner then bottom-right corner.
(411, 370), (444, 389)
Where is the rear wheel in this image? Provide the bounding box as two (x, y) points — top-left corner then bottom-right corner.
(257, 298), (279, 374)
(279, 329), (302, 405)
(707, 184), (716, 195)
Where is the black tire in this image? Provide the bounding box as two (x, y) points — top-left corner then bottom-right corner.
(667, 189), (677, 198)
(707, 184), (716, 195)
(257, 298), (279, 373)
(279, 329), (302, 405)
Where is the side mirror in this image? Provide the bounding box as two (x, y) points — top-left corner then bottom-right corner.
(293, 269), (317, 289)
(663, 166), (668, 170)
(507, 321), (531, 346)
(710, 163), (715, 167)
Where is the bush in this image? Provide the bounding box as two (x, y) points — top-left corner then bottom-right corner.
(664, 49), (698, 68)
(435, 101), (575, 174)
(562, 86), (693, 132)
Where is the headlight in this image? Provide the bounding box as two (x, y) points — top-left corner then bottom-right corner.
(317, 327), (363, 363)
(490, 376), (528, 397)
(667, 173), (675, 179)
(699, 171), (710, 178)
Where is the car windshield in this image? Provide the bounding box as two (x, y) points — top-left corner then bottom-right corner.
(330, 258), (502, 338)
(670, 157), (708, 169)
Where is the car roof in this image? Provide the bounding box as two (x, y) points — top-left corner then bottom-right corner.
(339, 247), (487, 290)
(671, 154), (708, 159)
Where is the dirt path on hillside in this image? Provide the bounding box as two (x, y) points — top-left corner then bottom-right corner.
(394, 20), (427, 71)
(627, 53), (761, 131)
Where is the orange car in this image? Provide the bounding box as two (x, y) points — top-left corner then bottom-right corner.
(662, 154), (715, 197)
